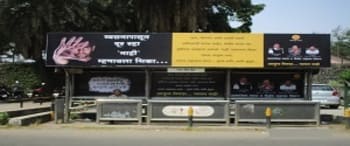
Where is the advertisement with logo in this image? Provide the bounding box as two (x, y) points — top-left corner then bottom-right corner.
(264, 34), (330, 68)
(46, 33), (171, 67)
(149, 101), (228, 120)
(46, 33), (330, 68)
(162, 105), (214, 117)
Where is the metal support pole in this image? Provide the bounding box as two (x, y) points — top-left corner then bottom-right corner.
(19, 99), (23, 108)
(225, 70), (231, 100)
(145, 69), (150, 100)
(265, 107), (272, 129)
(71, 74), (75, 98)
(344, 108), (350, 129)
(344, 82), (350, 129)
(306, 71), (313, 100)
(63, 70), (70, 123)
(188, 106), (194, 127)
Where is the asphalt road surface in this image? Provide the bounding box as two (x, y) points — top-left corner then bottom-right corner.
(0, 127), (349, 146)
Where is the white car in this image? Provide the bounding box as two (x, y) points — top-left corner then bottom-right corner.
(312, 84), (340, 109)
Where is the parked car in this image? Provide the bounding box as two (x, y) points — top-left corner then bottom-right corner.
(312, 84), (340, 109)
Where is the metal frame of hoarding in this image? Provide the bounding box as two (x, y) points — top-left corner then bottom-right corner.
(147, 100), (230, 125)
(234, 100), (320, 126)
(96, 99), (142, 124)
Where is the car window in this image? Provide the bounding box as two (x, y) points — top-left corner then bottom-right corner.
(312, 85), (333, 91)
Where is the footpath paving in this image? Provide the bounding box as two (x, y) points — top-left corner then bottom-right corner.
(0, 101), (51, 112)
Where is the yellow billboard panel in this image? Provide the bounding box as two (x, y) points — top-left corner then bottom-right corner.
(172, 33), (264, 68)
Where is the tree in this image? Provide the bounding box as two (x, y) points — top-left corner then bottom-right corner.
(332, 26), (350, 65)
(0, 0), (89, 59)
(0, 0), (265, 59)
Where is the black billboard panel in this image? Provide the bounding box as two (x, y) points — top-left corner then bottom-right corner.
(231, 73), (304, 99)
(264, 34), (330, 68)
(151, 72), (225, 97)
(74, 72), (145, 97)
(46, 33), (171, 67)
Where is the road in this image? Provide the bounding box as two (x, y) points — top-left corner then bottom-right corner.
(0, 126), (349, 146)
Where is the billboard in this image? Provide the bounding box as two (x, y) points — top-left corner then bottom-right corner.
(46, 33), (330, 68)
(46, 33), (171, 67)
(151, 72), (225, 97)
(230, 73), (304, 99)
(172, 33), (264, 68)
(74, 72), (145, 96)
(264, 34), (330, 68)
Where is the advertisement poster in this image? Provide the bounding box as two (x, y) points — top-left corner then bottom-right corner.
(74, 72), (145, 96)
(46, 33), (330, 68)
(46, 33), (171, 67)
(264, 34), (330, 67)
(172, 33), (264, 68)
(231, 73), (304, 99)
(151, 72), (225, 97)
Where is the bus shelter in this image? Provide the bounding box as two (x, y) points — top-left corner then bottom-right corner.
(45, 33), (330, 124)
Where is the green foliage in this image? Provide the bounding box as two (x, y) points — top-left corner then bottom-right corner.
(339, 69), (350, 81)
(70, 112), (81, 120)
(0, 0), (265, 59)
(328, 80), (343, 88)
(0, 64), (41, 91)
(0, 112), (9, 125)
(331, 27), (350, 62)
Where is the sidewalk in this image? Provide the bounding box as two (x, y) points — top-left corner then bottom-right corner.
(0, 101), (51, 112)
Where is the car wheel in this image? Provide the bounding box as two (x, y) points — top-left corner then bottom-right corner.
(329, 105), (339, 109)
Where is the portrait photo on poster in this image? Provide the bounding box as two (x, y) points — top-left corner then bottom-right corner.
(231, 73), (303, 99)
(267, 43), (285, 57)
(305, 45), (320, 56)
(52, 36), (95, 65)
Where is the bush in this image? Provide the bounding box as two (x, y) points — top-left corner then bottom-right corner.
(0, 64), (41, 91)
(0, 112), (9, 125)
(339, 69), (350, 82)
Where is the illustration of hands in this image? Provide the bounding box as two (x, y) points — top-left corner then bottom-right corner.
(53, 36), (96, 65)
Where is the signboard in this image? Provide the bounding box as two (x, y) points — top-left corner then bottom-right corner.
(167, 68), (205, 73)
(46, 33), (171, 67)
(74, 72), (145, 96)
(264, 34), (330, 68)
(235, 100), (320, 125)
(151, 72), (225, 97)
(46, 33), (330, 68)
(162, 105), (214, 117)
(147, 100), (229, 123)
(100, 103), (138, 119)
(231, 73), (304, 99)
(96, 99), (142, 123)
(172, 33), (264, 68)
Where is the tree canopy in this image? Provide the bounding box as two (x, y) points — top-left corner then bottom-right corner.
(0, 0), (264, 59)
(331, 26), (350, 65)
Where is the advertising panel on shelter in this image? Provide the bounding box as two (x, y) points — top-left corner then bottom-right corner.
(46, 33), (330, 68)
(74, 72), (145, 97)
(230, 73), (304, 99)
(46, 33), (171, 67)
(151, 72), (225, 97)
(171, 33), (264, 68)
(264, 34), (330, 68)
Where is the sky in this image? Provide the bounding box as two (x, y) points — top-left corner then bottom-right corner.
(250, 0), (350, 34)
